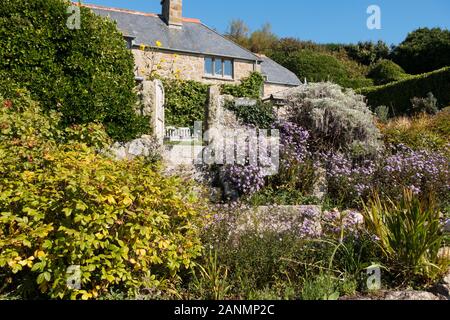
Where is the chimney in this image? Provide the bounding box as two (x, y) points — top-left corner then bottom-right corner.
(161, 0), (183, 28)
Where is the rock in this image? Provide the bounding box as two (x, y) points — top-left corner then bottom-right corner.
(112, 146), (127, 160)
(128, 139), (145, 156)
(312, 166), (327, 201)
(384, 291), (441, 300)
(432, 271), (450, 299)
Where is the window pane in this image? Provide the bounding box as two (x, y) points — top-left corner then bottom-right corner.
(205, 58), (213, 75)
(214, 59), (223, 76)
(224, 60), (233, 77)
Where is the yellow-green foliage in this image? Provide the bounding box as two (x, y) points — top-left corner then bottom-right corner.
(0, 91), (206, 299)
(379, 107), (450, 154)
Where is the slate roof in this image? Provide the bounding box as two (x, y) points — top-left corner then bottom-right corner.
(259, 55), (302, 86)
(83, 4), (301, 87)
(86, 4), (259, 61)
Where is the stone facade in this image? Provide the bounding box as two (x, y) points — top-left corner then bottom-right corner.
(133, 49), (259, 86)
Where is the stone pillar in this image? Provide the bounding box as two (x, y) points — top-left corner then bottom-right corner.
(139, 79), (165, 145)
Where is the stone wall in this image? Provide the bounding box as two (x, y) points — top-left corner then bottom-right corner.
(133, 49), (258, 85)
(263, 83), (297, 97)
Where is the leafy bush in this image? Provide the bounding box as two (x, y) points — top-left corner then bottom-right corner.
(163, 78), (209, 127)
(0, 0), (148, 141)
(221, 72), (265, 99)
(368, 60), (408, 85)
(0, 92), (206, 299)
(360, 67), (450, 117)
(224, 100), (275, 128)
(391, 27), (450, 74)
(285, 82), (383, 157)
(270, 49), (372, 89)
(363, 190), (448, 283)
(410, 92), (438, 115)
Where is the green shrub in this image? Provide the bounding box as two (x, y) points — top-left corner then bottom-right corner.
(368, 59), (408, 85)
(270, 49), (372, 89)
(392, 27), (450, 74)
(0, 0), (148, 141)
(0, 93), (206, 299)
(163, 79), (209, 127)
(224, 99), (275, 128)
(359, 67), (450, 117)
(363, 190), (448, 283)
(221, 72), (265, 98)
(410, 92), (438, 115)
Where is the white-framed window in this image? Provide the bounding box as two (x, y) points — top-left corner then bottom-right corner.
(204, 57), (233, 79)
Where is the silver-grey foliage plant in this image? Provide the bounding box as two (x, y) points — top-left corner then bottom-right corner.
(284, 82), (383, 157)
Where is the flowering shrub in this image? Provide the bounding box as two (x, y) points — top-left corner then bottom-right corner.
(379, 145), (449, 203)
(324, 145), (450, 207)
(221, 164), (265, 197)
(324, 152), (376, 205)
(285, 82), (383, 157)
(276, 120), (310, 168)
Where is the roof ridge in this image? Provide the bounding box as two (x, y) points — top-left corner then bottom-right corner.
(77, 2), (201, 23)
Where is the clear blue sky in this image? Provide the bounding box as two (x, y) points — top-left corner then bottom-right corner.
(84, 0), (450, 45)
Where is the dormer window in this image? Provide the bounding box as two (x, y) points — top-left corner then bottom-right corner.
(123, 36), (135, 49)
(204, 57), (233, 79)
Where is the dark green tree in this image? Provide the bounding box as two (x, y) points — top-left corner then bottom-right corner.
(0, 0), (149, 141)
(392, 28), (450, 74)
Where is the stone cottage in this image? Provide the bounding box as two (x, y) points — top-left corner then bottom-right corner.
(82, 0), (301, 97)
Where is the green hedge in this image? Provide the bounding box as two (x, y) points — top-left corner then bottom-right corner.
(269, 49), (373, 89)
(359, 67), (450, 116)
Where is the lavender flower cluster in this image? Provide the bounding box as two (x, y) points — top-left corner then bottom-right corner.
(381, 145), (450, 198)
(324, 144), (450, 204)
(222, 164), (266, 196)
(324, 152), (376, 200)
(275, 120), (311, 169)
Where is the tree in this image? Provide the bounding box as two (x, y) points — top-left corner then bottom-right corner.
(226, 19), (250, 48)
(249, 23), (278, 54)
(392, 28), (450, 74)
(344, 41), (390, 66)
(0, 0), (148, 141)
